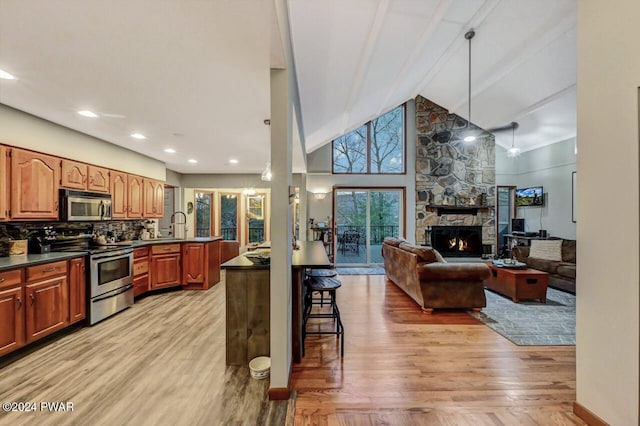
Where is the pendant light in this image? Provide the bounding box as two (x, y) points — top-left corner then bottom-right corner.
(507, 122), (521, 157)
(462, 30), (477, 142)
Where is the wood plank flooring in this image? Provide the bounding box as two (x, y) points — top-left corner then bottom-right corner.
(0, 274), (286, 426)
(292, 274), (584, 425)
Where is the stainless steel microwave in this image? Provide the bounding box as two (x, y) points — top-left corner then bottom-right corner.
(59, 189), (112, 221)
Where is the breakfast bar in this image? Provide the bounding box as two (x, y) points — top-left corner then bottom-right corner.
(221, 241), (331, 365)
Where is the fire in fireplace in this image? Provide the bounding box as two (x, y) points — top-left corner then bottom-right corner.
(428, 226), (483, 257)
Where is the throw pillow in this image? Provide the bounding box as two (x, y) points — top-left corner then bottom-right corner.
(529, 239), (562, 262)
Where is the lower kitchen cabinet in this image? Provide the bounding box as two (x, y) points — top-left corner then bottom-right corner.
(25, 275), (68, 343)
(68, 258), (86, 324)
(151, 244), (181, 289)
(182, 240), (221, 290)
(133, 247), (150, 297)
(0, 284), (24, 357)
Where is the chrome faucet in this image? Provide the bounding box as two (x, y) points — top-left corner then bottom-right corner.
(169, 211), (188, 238)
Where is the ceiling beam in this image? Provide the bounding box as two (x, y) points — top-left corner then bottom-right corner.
(413, 0), (501, 97)
(449, 3), (577, 115)
(340, 0), (389, 133)
(495, 83), (576, 126)
(376, 0), (453, 115)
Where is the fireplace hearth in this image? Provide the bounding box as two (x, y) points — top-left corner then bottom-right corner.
(428, 226), (483, 257)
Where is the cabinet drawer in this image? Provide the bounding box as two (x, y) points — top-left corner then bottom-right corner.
(0, 269), (23, 290)
(26, 261), (68, 281)
(134, 247), (150, 258)
(133, 274), (149, 297)
(133, 260), (149, 276)
(151, 244), (181, 255)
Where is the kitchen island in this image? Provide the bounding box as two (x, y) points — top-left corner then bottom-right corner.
(221, 241), (331, 366)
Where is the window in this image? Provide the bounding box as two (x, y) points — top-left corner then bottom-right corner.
(195, 193), (211, 237)
(333, 105), (405, 174)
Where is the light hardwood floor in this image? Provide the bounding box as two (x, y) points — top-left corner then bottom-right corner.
(292, 274), (584, 425)
(0, 275), (286, 426)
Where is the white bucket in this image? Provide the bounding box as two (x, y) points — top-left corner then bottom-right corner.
(249, 356), (270, 380)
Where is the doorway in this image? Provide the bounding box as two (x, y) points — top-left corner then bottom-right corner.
(333, 188), (404, 265)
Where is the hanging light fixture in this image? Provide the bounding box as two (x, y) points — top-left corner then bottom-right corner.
(507, 122), (521, 157)
(462, 30), (477, 142)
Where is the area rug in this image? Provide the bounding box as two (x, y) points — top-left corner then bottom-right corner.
(468, 288), (575, 346)
(336, 267), (386, 275)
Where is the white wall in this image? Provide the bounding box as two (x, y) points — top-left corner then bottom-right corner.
(577, 2), (639, 424)
(0, 104), (166, 180)
(305, 100), (417, 243)
(496, 138), (576, 239)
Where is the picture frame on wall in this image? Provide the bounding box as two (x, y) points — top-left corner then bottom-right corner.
(572, 171), (577, 223)
(247, 195), (264, 220)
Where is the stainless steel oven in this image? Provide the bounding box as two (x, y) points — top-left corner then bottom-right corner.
(89, 248), (134, 324)
(60, 189), (112, 221)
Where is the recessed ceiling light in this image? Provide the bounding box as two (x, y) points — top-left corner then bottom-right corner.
(229, 159), (239, 164)
(164, 148), (176, 154)
(77, 110), (98, 118)
(0, 69), (16, 80)
(130, 133), (146, 140)
(188, 159), (197, 164)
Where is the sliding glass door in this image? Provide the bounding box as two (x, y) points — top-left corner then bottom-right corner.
(334, 188), (403, 265)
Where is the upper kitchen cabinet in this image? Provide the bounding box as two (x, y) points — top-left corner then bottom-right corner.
(10, 148), (60, 220)
(110, 171), (128, 218)
(0, 146), (9, 220)
(87, 166), (110, 193)
(61, 159), (87, 190)
(127, 174), (143, 219)
(143, 179), (164, 218)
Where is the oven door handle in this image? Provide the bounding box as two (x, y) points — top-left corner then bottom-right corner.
(91, 284), (134, 303)
(91, 249), (133, 260)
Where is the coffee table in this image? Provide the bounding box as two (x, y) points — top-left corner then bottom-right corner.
(485, 262), (549, 303)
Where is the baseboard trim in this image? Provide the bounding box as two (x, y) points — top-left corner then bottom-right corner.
(573, 401), (609, 426)
(268, 365), (293, 400)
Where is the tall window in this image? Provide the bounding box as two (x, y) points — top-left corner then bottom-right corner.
(333, 105), (405, 174)
(195, 193), (211, 237)
(219, 193), (239, 240)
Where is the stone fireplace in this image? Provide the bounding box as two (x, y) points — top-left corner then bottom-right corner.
(414, 96), (496, 254)
(428, 226), (483, 257)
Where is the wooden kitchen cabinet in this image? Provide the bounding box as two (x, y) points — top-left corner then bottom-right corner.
(151, 244), (181, 289)
(0, 145), (9, 220)
(127, 174), (143, 218)
(10, 148), (60, 220)
(133, 247), (150, 297)
(61, 159), (87, 190)
(143, 179), (164, 218)
(68, 258), (86, 324)
(0, 269), (25, 357)
(110, 171), (128, 218)
(87, 165), (110, 193)
(182, 240), (221, 290)
(25, 275), (68, 343)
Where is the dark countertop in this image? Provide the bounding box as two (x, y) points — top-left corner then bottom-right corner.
(131, 236), (222, 247)
(221, 241), (331, 270)
(0, 252), (87, 271)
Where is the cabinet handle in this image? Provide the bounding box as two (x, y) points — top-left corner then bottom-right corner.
(43, 268), (55, 272)
(17, 296), (22, 309)
(0, 277), (4, 283)
(29, 294), (35, 305)
(54, 201), (59, 211)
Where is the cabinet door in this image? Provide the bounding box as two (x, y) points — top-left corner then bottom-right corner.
(153, 181), (165, 218)
(87, 165), (110, 193)
(61, 159), (88, 190)
(133, 274), (149, 297)
(143, 179), (155, 218)
(11, 148), (60, 220)
(0, 146), (8, 220)
(0, 286), (24, 357)
(25, 276), (68, 343)
(127, 174), (143, 218)
(110, 171), (127, 218)
(182, 243), (205, 284)
(151, 254), (181, 289)
(68, 258), (86, 324)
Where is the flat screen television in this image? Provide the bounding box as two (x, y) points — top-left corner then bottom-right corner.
(515, 186), (544, 206)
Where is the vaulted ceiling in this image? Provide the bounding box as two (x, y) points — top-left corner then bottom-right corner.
(0, 0), (576, 174)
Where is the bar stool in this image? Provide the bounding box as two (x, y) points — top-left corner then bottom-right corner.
(305, 268), (338, 307)
(303, 276), (344, 357)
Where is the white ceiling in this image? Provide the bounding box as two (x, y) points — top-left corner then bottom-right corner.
(291, 0), (577, 153)
(0, 0), (576, 175)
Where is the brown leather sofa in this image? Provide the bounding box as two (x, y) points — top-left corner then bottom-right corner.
(382, 237), (489, 312)
(511, 239), (576, 294)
